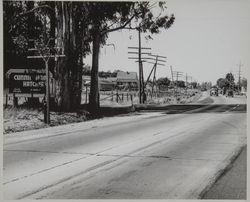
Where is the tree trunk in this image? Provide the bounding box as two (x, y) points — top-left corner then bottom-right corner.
(27, 1), (40, 107)
(89, 31), (101, 114)
(54, 2), (82, 111)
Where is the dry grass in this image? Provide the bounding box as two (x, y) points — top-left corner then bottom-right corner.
(3, 90), (201, 134)
(4, 107), (89, 134)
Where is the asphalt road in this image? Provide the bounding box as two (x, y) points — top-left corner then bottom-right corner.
(3, 93), (247, 199)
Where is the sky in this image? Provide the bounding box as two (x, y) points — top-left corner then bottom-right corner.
(84, 0), (250, 85)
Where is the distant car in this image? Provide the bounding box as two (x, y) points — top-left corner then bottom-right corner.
(226, 90), (234, 97)
(218, 89), (223, 94)
(240, 92), (247, 97)
(210, 88), (218, 96)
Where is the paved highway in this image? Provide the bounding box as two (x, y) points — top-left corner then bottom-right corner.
(3, 92), (247, 199)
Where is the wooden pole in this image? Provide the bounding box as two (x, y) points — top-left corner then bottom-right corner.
(152, 56), (158, 95)
(170, 65), (175, 97)
(145, 63), (156, 86)
(138, 29), (142, 104)
(185, 73), (188, 94)
(45, 60), (50, 124)
(13, 93), (18, 107)
(5, 94), (8, 108)
(85, 86), (88, 104)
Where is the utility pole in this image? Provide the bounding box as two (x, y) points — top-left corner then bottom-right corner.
(128, 46), (151, 103)
(185, 73), (188, 93)
(173, 71), (183, 82)
(170, 66), (174, 83)
(173, 71), (183, 94)
(138, 29), (144, 103)
(186, 74), (192, 90)
(128, 29), (151, 104)
(170, 65), (175, 96)
(237, 61), (243, 92)
(151, 56), (158, 94)
(144, 54), (166, 95)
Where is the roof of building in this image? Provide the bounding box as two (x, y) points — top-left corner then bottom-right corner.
(99, 77), (117, 82)
(117, 71), (138, 82)
(83, 71), (138, 83)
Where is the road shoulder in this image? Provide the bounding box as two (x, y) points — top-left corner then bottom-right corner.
(201, 146), (247, 199)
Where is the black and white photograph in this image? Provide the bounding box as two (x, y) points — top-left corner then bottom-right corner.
(2, 0), (249, 200)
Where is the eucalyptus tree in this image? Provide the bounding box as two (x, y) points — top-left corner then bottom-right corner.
(86, 2), (175, 114)
(3, 1), (91, 111)
(225, 72), (235, 84)
(54, 2), (92, 111)
(3, 1), (175, 114)
(216, 78), (228, 89)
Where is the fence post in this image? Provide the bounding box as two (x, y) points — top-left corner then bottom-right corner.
(85, 86), (88, 104)
(5, 94), (8, 108)
(116, 91), (119, 103)
(13, 93), (18, 107)
(130, 94), (133, 106)
(111, 91), (113, 102)
(43, 96), (47, 123)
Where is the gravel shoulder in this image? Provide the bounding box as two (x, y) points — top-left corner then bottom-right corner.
(202, 146), (247, 199)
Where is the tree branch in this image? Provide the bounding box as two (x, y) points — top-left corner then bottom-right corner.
(101, 2), (152, 35)
(101, 13), (137, 35)
(18, 5), (54, 18)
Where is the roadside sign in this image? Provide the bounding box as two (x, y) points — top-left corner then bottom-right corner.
(7, 69), (46, 94)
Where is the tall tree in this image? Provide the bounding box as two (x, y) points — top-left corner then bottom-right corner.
(216, 78), (228, 89)
(54, 2), (86, 111)
(86, 2), (175, 114)
(3, 1), (92, 111)
(3, 1), (29, 87)
(3, 1), (49, 87)
(200, 81), (212, 91)
(176, 80), (185, 88)
(4, 1), (175, 113)
(190, 81), (197, 89)
(241, 78), (247, 90)
(225, 73), (235, 84)
(156, 77), (170, 90)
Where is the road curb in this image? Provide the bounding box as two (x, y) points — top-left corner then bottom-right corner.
(198, 144), (246, 199)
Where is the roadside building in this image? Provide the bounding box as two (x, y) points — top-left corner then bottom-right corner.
(82, 75), (91, 87)
(99, 77), (117, 91)
(116, 71), (138, 90)
(82, 71), (139, 91)
(82, 75), (116, 91)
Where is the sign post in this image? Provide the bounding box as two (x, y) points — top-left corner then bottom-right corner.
(45, 60), (50, 124)
(27, 39), (65, 124)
